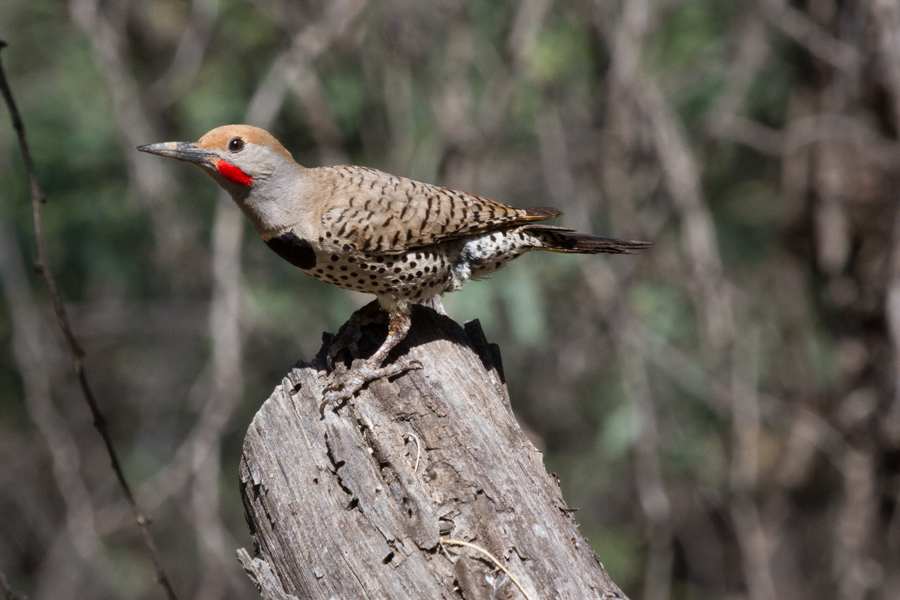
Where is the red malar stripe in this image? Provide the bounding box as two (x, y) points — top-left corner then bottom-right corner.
(217, 161), (253, 186)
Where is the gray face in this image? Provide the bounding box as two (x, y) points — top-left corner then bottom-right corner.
(137, 124), (298, 184)
(136, 137), (287, 186)
(213, 137), (292, 184)
(137, 125), (312, 237)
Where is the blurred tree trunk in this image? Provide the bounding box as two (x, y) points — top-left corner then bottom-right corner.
(236, 305), (626, 600)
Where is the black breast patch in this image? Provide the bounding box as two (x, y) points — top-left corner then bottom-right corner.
(265, 232), (317, 270)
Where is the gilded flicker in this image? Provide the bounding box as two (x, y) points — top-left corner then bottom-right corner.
(137, 125), (649, 403)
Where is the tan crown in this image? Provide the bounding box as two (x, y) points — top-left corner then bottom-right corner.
(196, 125), (294, 161)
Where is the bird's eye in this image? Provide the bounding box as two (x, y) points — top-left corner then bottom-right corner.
(227, 137), (244, 152)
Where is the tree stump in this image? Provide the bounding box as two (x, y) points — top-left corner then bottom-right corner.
(237, 304), (627, 600)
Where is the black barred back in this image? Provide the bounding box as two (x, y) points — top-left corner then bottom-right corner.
(314, 166), (565, 254)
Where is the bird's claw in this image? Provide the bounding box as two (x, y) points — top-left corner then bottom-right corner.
(320, 358), (423, 414)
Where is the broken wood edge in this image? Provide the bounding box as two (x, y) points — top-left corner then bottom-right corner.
(236, 549), (299, 600)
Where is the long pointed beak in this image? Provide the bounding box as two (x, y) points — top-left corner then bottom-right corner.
(135, 141), (217, 165)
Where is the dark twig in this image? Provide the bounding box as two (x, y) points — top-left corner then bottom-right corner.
(0, 41), (178, 600)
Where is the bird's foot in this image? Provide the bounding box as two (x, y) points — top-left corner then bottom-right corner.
(326, 301), (383, 371)
(321, 357), (422, 413)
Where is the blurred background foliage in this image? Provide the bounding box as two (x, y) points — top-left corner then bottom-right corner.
(2, 0), (900, 598)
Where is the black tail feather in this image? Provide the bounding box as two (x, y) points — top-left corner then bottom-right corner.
(528, 226), (652, 255)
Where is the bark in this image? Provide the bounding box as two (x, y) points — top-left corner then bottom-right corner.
(237, 304), (627, 600)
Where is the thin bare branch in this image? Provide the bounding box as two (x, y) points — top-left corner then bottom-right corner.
(761, 0), (863, 73)
(0, 40), (178, 600)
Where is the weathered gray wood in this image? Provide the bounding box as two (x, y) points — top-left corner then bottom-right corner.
(238, 305), (627, 600)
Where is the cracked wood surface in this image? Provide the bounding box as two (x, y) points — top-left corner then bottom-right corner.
(238, 305), (627, 599)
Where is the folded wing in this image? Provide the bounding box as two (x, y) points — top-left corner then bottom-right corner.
(316, 166), (563, 254)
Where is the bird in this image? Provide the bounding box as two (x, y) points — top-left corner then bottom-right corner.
(137, 125), (649, 405)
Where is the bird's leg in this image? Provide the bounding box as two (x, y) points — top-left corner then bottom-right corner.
(322, 305), (422, 408)
(326, 299), (383, 370)
(366, 305), (412, 366)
